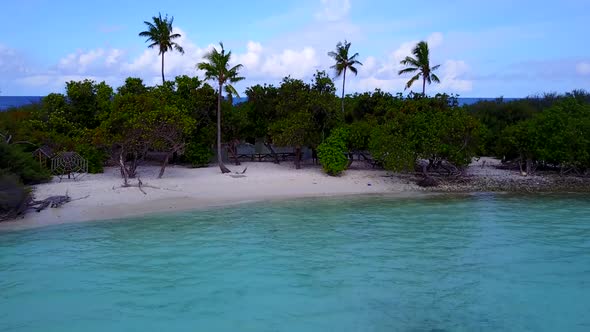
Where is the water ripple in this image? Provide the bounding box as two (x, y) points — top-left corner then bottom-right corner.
(1, 194), (590, 331)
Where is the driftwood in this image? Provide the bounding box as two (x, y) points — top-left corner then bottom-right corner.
(229, 167), (248, 178)
(113, 177), (161, 195)
(29, 193), (89, 212)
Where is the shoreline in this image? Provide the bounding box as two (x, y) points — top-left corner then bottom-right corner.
(1, 159), (588, 232)
(0, 162), (421, 232)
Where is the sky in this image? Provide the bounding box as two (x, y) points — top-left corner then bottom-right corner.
(0, 0), (589, 97)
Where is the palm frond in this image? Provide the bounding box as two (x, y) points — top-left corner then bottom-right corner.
(400, 56), (420, 67)
(225, 84), (241, 98)
(405, 74), (421, 90)
(197, 41), (244, 86)
(431, 64), (440, 71)
(229, 76), (245, 84)
(430, 73), (441, 83)
(229, 63), (244, 72)
(398, 67), (418, 75)
(173, 43), (184, 54)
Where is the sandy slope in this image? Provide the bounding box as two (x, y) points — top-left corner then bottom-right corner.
(0, 162), (420, 231)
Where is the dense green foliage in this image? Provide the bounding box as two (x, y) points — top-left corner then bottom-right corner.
(0, 172), (31, 221)
(0, 143), (51, 185)
(469, 91), (590, 157)
(317, 127), (349, 175)
(183, 141), (214, 167)
(1, 67), (588, 183)
(362, 95), (482, 172)
(0, 76), (214, 182)
(269, 72), (340, 168)
(465, 90), (590, 173)
(497, 97), (590, 173)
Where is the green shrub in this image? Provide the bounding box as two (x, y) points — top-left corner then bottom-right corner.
(317, 127), (349, 176)
(498, 98), (590, 171)
(0, 172), (31, 221)
(0, 143), (51, 185)
(183, 142), (213, 167)
(76, 144), (107, 173)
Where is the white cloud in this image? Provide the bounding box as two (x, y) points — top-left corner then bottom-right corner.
(105, 49), (123, 67)
(234, 41), (263, 70)
(427, 32), (444, 49)
(58, 48), (126, 74)
(0, 45), (30, 76)
(435, 60), (473, 92)
(5, 28), (474, 96)
(345, 33), (473, 94)
(577, 62), (590, 75)
(260, 47), (319, 78)
(315, 0), (351, 22)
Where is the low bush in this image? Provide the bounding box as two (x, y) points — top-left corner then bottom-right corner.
(317, 127), (349, 176)
(183, 142), (213, 167)
(0, 172), (31, 221)
(76, 144), (107, 173)
(0, 143), (51, 185)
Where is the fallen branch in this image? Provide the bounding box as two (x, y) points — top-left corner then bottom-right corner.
(28, 192), (89, 213)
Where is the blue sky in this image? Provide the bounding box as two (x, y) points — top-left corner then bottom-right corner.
(1, 0), (589, 97)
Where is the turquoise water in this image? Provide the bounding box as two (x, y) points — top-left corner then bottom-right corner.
(1, 194), (590, 331)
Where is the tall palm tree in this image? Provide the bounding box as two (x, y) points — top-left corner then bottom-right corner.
(139, 13), (184, 84)
(328, 40), (362, 113)
(398, 41), (440, 95)
(197, 42), (244, 174)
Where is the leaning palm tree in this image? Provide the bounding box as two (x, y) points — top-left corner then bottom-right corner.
(139, 13), (184, 84)
(398, 41), (440, 95)
(328, 40), (362, 113)
(197, 42), (244, 174)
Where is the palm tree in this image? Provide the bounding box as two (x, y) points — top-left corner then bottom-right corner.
(398, 41), (440, 95)
(328, 40), (362, 113)
(197, 42), (244, 174)
(139, 13), (184, 84)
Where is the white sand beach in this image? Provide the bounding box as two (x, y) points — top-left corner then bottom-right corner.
(0, 162), (421, 231)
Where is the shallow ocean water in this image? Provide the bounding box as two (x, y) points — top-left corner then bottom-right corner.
(1, 194), (589, 331)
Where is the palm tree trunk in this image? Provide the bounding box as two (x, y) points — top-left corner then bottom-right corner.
(422, 76), (426, 96)
(217, 82), (230, 174)
(161, 52), (165, 84)
(341, 68), (346, 113)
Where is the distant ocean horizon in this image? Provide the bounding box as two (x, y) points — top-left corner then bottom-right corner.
(0, 96), (520, 111)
